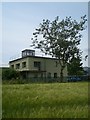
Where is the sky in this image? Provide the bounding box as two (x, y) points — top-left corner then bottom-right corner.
(1, 2), (88, 67)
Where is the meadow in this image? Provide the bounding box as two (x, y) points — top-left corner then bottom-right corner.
(2, 82), (88, 118)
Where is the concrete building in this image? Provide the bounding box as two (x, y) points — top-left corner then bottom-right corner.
(9, 49), (67, 79)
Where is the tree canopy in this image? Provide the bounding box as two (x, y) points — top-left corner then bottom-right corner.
(31, 15), (87, 81)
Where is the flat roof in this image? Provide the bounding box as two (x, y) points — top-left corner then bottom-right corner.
(9, 55), (58, 63)
(22, 49), (35, 52)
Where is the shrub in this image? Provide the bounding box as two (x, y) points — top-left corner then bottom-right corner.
(2, 68), (20, 80)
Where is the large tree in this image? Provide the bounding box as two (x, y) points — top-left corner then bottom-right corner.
(31, 15), (87, 82)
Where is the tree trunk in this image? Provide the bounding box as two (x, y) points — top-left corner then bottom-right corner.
(60, 68), (64, 82)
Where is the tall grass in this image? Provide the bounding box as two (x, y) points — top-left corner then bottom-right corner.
(2, 82), (88, 118)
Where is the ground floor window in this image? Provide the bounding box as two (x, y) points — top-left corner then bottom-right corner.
(47, 72), (51, 78)
(54, 73), (57, 78)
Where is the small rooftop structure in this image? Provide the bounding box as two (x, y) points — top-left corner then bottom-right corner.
(22, 49), (35, 58)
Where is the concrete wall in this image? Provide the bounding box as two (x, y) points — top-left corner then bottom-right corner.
(9, 57), (29, 71)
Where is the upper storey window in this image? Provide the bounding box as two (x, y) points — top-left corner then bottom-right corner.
(16, 63), (20, 69)
(34, 61), (41, 70)
(11, 65), (14, 69)
(22, 62), (26, 68)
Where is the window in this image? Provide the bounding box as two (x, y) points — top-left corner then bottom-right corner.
(16, 63), (20, 69)
(22, 50), (35, 57)
(54, 73), (57, 78)
(34, 61), (41, 70)
(11, 65), (14, 69)
(22, 51), (27, 57)
(22, 62), (26, 68)
(27, 52), (30, 55)
(47, 72), (51, 78)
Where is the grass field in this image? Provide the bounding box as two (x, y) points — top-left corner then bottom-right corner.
(2, 82), (88, 118)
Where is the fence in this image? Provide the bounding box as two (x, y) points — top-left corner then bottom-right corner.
(3, 75), (89, 84)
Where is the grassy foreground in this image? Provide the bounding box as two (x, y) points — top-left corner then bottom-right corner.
(2, 82), (88, 118)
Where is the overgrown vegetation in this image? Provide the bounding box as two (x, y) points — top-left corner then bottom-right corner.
(2, 82), (88, 118)
(2, 68), (20, 80)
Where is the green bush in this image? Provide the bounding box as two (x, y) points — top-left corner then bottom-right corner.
(2, 68), (20, 80)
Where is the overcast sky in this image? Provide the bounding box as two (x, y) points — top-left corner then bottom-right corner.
(1, 2), (88, 67)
